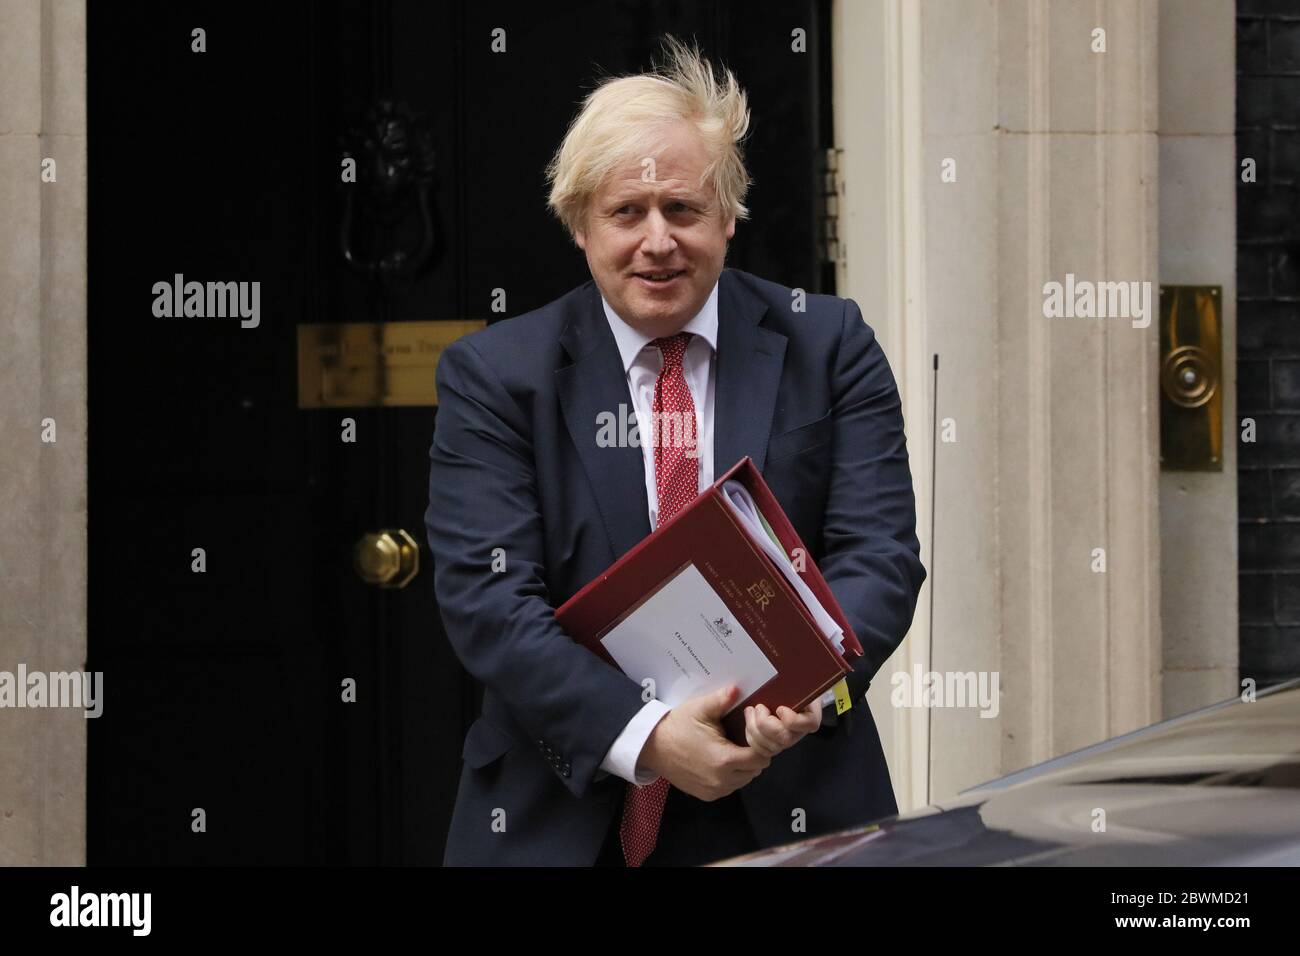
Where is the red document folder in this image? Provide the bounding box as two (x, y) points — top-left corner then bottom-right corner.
(555, 456), (864, 745)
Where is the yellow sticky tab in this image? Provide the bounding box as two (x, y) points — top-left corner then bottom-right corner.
(832, 678), (852, 715)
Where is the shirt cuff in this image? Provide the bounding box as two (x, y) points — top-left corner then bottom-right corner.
(599, 698), (672, 785)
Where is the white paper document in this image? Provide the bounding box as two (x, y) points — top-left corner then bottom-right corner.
(718, 481), (845, 655)
(599, 562), (778, 711)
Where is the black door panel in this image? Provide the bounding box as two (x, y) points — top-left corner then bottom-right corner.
(88, 0), (830, 864)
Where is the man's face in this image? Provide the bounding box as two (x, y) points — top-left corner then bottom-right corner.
(574, 121), (735, 338)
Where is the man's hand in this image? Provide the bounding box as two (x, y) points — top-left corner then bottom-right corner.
(636, 684), (771, 802)
(742, 696), (822, 758)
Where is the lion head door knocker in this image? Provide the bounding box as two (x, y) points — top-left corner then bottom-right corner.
(339, 99), (443, 283)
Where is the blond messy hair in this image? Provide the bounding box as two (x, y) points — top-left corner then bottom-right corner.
(545, 36), (752, 239)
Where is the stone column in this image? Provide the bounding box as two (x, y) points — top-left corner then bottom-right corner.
(0, 0), (88, 865)
(1157, 0), (1238, 716)
(990, 0), (1163, 782)
(838, 0), (1165, 807)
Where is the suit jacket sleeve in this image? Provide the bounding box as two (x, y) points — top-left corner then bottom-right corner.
(425, 337), (648, 799)
(818, 297), (927, 703)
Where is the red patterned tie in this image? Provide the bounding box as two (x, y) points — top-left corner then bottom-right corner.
(619, 331), (699, 867)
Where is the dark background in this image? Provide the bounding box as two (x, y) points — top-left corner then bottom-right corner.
(1236, 2), (1300, 690)
(86, 0), (833, 864)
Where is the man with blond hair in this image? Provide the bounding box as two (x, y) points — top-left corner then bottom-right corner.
(426, 37), (925, 867)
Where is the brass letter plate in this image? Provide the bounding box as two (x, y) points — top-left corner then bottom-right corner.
(1159, 286), (1222, 471)
(297, 320), (485, 408)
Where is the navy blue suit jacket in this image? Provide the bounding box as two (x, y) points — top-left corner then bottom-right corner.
(426, 267), (926, 865)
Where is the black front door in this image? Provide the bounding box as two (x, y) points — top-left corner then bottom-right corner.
(87, 0), (831, 864)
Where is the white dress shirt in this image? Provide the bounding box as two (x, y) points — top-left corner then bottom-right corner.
(595, 280), (719, 786)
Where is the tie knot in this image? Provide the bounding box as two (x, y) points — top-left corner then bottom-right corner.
(651, 332), (692, 369)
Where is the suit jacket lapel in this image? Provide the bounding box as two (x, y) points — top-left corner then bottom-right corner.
(713, 269), (786, 477)
(556, 269), (787, 561)
(556, 283), (652, 560)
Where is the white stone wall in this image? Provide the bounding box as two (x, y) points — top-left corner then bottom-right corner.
(1157, 0), (1239, 717)
(0, 0), (87, 865)
(837, 0), (1196, 808)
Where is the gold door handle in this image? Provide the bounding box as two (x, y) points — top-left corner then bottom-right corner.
(354, 529), (420, 588)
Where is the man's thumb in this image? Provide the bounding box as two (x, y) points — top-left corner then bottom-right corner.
(698, 683), (738, 718)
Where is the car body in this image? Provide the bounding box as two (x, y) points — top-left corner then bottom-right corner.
(713, 678), (1300, 866)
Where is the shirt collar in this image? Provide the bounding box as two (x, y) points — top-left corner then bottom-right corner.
(600, 279), (720, 373)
